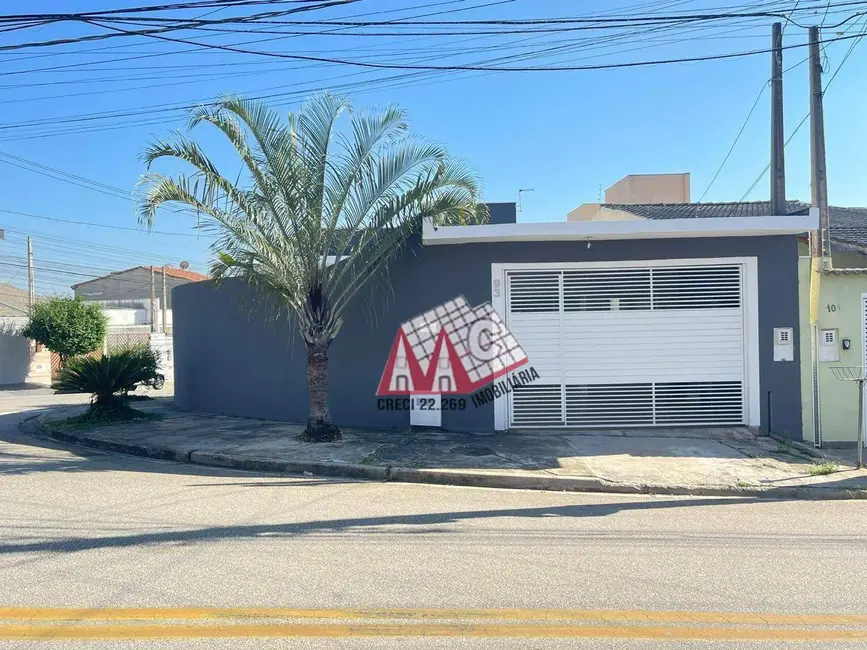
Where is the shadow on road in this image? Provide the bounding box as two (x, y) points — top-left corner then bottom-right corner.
(0, 496), (767, 556)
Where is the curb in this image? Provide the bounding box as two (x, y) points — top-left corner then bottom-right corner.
(24, 415), (867, 500)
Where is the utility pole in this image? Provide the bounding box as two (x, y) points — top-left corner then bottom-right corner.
(809, 25), (830, 260)
(26, 237), (34, 310)
(150, 267), (156, 333)
(770, 22), (786, 215)
(807, 25), (830, 449)
(161, 265), (167, 333)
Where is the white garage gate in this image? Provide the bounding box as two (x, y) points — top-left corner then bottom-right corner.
(493, 258), (759, 429)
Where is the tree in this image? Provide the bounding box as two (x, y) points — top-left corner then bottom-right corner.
(138, 94), (482, 442)
(22, 297), (107, 363)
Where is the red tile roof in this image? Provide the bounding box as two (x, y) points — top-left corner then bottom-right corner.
(142, 266), (209, 282)
(71, 265), (209, 289)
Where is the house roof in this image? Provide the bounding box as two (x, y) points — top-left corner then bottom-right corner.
(600, 201), (867, 253)
(142, 265), (209, 282)
(0, 283), (30, 316)
(601, 200), (807, 220)
(71, 265), (209, 289)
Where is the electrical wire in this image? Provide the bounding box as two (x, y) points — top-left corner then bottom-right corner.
(0, 0), (357, 53)
(0, 228), (209, 266)
(0, 18), (863, 140)
(86, 18), (867, 72)
(738, 19), (867, 201)
(697, 84), (768, 202)
(0, 1), (852, 140)
(0, 208), (202, 237)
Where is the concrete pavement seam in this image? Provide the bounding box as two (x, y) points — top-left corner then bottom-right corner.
(21, 414), (867, 500)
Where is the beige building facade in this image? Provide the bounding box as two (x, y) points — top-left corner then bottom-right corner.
(569, 173), (690, 221)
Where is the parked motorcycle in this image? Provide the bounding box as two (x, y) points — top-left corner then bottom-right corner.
(142, 373), (166, 390)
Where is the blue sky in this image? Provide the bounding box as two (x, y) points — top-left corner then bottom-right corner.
(0, 0), (865, 295)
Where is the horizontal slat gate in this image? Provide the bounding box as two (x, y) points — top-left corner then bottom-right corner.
(507, 264), (746, 428)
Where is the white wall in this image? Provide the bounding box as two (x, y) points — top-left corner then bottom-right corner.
(104, 307), (173, 328)
(150, 332), (174, 380)
(0, 317), (33, 385)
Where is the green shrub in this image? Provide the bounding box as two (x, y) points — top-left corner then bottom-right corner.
(808, 461), (837, 476)
(59, 345), (160, 410)
(22, 297), (107, 363)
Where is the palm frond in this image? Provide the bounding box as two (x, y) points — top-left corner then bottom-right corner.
(137, 92), (483, 349)
(59, 345), (159, 406)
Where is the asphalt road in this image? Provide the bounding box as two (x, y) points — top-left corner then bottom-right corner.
(1, 388), (866, 649)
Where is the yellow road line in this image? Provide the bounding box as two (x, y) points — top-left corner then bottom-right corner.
(1, 607), (865, 627)
(0, 622), (866, 641)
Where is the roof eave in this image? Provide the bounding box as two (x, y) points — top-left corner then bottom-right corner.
(423, 214), (818, 246)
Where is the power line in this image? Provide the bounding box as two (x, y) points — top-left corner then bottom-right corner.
(0, 0), (357, 52)
(0, 259), (206, 291)
(738, 20), (867, 201)
(0, 150), (206, 220)
(0, 1), (849, 136)
(0, 0), (495, 78)
(703, 12), (863, 203)
(66, 1), (867, 27)
(1, 0), (864, 55)
(1, 228), (209, 267)
(697, 48), (813, 202)
(698, 84), (767, 202)
(90, 18), (867, 72)
(0, 0), (321, 22)
(0, 0), (341, 22)
(0, 2), (861, 146)
(0, 20), (827, 143)
(0, 208), (203, 237)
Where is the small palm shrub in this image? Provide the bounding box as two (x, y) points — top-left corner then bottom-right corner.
(59, 345), (159, 412)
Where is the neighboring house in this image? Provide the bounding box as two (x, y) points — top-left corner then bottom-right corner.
(570, 173), (691, 219)
(72, 265), (208, 310)
(570, 174), (867, 448)
(172, 202), (816, 440)
(0, 282), (29, 318)
(0, 283), (50, 385)
(72, 266), (206, 384)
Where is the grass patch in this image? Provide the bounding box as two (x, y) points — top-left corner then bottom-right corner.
(776, 437), (795, 455)
(773, 435), (819, 461)
(50, 402), (162, 431)
(808, 461), (838, 476)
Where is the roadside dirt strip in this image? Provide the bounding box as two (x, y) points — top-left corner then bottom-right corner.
(1, 607), (866, 641)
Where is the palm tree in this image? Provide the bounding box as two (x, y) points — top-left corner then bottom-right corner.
(138, 94), (483, 441)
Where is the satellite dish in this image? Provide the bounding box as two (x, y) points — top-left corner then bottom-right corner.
(179, 261), (190, 270)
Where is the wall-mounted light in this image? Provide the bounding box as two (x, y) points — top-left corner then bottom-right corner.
(843, 338), (852, 350)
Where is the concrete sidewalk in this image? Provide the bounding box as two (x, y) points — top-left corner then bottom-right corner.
(26, 400), (867, 499)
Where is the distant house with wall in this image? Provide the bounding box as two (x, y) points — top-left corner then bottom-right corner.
(571, 173), (867, 449)
(0, 283), (51, 385)
(72, 265), (208, 310)
(72, 265), (208, 383)
(569, 173), (691, 220)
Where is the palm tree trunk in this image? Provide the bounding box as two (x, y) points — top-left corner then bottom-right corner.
(302, 342), (341, 442)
